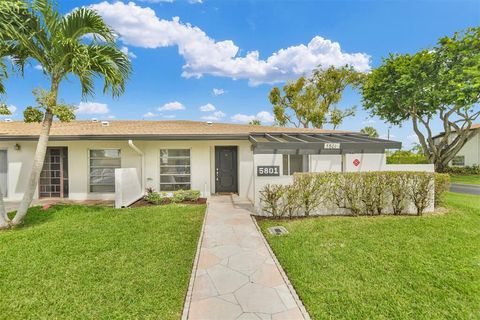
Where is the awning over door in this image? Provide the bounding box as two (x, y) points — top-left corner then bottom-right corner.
(249, 133), (402, 154)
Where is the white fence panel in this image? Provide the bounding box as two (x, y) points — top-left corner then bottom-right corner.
(115, 168), (143, 208)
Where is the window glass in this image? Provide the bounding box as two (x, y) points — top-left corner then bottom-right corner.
(89, 149), (120, 192)
(282, 154), (309, 175)
(160, 149), (191, 191)
(452, 155), (465, 166)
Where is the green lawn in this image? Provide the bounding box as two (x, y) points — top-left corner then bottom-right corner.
(450, 174), (480, 185)
(0, 204), (205, 319)
(258, 193), (480, 320)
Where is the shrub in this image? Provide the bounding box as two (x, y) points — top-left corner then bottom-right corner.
(144, 191), (166, 205)
(259, 184), (286, 218)
(387, 172), (409, 215)
(282, 184), (300, 218)
(408, 172), (434, 215)
(387, 150), (428, 164)
(434, 173), (450, 207)
(294, 174), (327, 216)
(183, 190), (201, 202)
(171, 190), (188, 203)
(341, 173), (364, 216)
(444, 165), (480, 175)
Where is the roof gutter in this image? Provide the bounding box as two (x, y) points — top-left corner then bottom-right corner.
(128, 140), (145, 193)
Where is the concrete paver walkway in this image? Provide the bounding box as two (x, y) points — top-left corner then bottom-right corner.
(184, 195), (309, 320)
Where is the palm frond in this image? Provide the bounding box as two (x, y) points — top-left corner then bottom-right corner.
(60, 8), (115, 43)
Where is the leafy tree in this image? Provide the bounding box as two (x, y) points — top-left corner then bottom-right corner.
(0, 0), (131, 229)
(269, 65), (364, 129)
(249, 119), (261, 125)
(360, 126), (379, 138)
(362, 27), (480, 172)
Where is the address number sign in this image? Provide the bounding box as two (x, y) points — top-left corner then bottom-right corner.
(324, 143), (341, 149)
(257, 166), (280, 176)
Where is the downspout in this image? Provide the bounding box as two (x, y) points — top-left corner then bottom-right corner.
(128, 140), (145, 193)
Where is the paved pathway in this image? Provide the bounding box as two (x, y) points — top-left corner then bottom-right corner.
(184, 195), (309, 320)
(450, 183), (480, 195)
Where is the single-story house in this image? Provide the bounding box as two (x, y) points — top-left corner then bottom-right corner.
(433, 124), (480, 167)
(0, 120), (408, 207)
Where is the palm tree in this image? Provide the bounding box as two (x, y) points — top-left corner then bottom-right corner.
(0, 0), (131, 228)
(360, 126), (379, 138)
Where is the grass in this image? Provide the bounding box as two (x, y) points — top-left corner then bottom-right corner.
(0, 204), (206, 319)
(258, 193), (480, 320)
(450, 174), (480, 185)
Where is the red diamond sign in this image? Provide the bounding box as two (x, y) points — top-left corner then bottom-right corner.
(353, 159), (360, 167)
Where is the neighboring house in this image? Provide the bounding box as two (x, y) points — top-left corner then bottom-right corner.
(433, 124), (480, 167)
(0, 120), (405, 206)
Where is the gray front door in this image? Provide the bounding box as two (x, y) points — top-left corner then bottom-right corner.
(215, 146), (238, 193)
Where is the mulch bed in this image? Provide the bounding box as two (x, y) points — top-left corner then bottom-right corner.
(129, 197), (207, 208)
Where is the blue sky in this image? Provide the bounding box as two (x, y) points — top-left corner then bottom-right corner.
(2, 0), (479, 147)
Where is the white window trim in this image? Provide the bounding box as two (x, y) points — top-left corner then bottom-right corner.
(159, 148), (192, 191)
(88, 148), (121, 193)
(0, 148), (7, 197)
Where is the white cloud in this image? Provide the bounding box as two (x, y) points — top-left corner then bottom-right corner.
(77, 101), (109, 114)
(34, 64), (44, 71)
(212, 88), (225, 96)
(163, 114), (176, 119)
(143, 111), (157, 118)
(199, 103), (216, 112)
(407, 133), (419, 143)
(120, 46), (137, 59)
(158, 101), (185, 111)
(201, 110), (225, 121)
(7, 105), (17, 114)
(231, 111), (274, 124)
(90, 1), (371, 85)
(362, 118), (376, 125)
(188, 0), (203, 4)
(107, 115), (116, 119)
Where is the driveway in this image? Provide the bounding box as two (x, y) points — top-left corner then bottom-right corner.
(183, 195), (310, 320)
(450, 183), (480, 195)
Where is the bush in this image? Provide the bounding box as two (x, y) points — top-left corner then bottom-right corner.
(434, 173), (450, 207)
(183, 190), (201, 202)
(259, 171), (437, 217)
(144, 191), (166, 204)
(294, 174), (327, 216)
(387, 150), (428, 164)
(387, 172), (409, 215)
(259, 184), (285, 218)
(444, 165), (480, 175)
(408, 172), (434, 216)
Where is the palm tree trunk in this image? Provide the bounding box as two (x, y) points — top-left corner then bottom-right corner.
(0, 185), (9, 229)
(11, 111), (54, 226)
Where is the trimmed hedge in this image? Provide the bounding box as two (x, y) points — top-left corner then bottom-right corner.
(444, 165), (480, 175)
(259, 172), (447, 218)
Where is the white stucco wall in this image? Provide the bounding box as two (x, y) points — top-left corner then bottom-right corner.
(434, 130), (480, 166)
(0, 139), (254, 202)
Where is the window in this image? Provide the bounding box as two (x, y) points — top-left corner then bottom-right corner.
(0, 150), (7, 196)
(89, 149), (121, 192)
(452, 155), (465, 166)
(160, 149), (191, 191)
(282, 154), (309, 175)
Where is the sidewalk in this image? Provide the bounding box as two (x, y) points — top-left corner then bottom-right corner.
(183, 195), (309, 320)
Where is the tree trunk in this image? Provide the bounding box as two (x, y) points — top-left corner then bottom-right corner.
(0, 185), (9, 229)
(11, 111), (54, 226)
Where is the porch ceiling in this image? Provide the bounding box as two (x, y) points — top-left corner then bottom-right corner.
(249, 133), (402, 154)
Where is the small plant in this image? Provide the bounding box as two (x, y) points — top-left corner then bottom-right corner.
(144, 191), (165, 205)
(294, 174), (326, 216)
(259, 184), (285, 218)
(444, 165), (480, 175)
(434, 173), (450, 207)
(171, 190), (187, 203)
(184, 190), (201, 202)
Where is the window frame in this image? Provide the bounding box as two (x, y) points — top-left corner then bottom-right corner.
(451, 155), (465, 167)
(88, 148), (121, 193)
(282, 154), (309, 176)
(159, 148), (192, 191)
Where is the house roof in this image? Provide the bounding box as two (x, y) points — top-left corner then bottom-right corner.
(0, 120), (346, 140)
